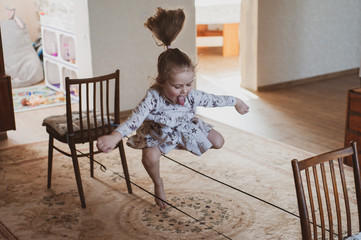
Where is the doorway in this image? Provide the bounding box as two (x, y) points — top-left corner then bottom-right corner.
(194, 0), (258, 128)
(195, 0), (245, 99)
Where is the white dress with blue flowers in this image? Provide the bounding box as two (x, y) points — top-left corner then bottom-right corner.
(115, 88), (236, 156)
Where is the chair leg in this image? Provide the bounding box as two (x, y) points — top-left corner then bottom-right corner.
(90, 141), (94, 178)
(69, 144), (87, 208)
(47, 135), (54, 188)
(118, 140), (132, 194)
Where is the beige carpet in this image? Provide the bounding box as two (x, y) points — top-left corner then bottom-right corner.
(0, 120), (324, 239)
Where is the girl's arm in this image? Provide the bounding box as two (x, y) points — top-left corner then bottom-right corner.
(191, 89), (249, 115)
(191, 89), (236, 107)
(96, 89), (157, 152)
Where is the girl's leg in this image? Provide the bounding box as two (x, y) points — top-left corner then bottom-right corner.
(141, 147), (167, 209)
(207, 129), (225, 149)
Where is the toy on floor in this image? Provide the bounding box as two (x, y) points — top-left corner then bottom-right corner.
(21, 91), (65, 107)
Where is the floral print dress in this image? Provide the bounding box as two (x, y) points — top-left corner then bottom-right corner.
(115, 88), (236, 156)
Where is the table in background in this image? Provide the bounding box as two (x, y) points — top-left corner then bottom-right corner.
(195, 0), (241, 57)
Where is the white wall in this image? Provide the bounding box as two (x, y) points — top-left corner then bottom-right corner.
(76, 0), (196, 111)
(241, 0), (361, 90)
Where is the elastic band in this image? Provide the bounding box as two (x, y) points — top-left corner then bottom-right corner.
(166, 45), (172, 49)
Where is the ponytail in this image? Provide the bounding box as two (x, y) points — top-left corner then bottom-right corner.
(144, 7), (185, 48)
(144, 8), (195, 86)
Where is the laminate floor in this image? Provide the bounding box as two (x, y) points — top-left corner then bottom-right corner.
(196, 47), (360, 154)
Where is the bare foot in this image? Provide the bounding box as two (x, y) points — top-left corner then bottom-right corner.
(154, 178), (167, 209)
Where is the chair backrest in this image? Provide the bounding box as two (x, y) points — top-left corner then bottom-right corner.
(65, 70), (120, 143)
(292, 142), (361, 240)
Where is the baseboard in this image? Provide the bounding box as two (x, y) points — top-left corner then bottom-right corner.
(257, 68), (360, 92)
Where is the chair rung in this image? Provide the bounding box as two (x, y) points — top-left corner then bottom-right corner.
(53, 145), (72, 157)
(75, 150), (103, 158)
(53, 145), (103, 158)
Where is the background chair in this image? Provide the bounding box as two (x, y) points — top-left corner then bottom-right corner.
(42, 70), (132, 208)
(292, 142), (361, 240)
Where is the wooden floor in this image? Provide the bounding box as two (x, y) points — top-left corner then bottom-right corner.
(1, 47), (360, 156)
(197, 47), (360, 154)
(241, 74), (359, 154)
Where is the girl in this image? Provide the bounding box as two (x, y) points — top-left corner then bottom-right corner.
(96, 8), (249, 209)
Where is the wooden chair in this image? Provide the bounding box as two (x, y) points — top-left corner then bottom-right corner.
(292, 142), (361, 240)
(42, 70), (132, 208)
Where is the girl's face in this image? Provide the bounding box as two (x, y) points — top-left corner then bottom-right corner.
(162, 70), (194, 105)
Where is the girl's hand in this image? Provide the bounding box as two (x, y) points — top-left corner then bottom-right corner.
(235, 98), (249, 115)
(97, 131), (123, 153)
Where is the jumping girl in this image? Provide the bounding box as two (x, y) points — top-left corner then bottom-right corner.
(97, 7), (249, 209)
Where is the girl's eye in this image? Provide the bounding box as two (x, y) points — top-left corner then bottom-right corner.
(174, 86), (181, 89)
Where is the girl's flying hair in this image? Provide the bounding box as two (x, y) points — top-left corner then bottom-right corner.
(144, 8), (195, 86)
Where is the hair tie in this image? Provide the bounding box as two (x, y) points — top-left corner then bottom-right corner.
(166, 45), (172, 49)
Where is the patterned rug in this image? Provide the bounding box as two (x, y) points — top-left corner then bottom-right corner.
(12, 84), (65, 112)
(0, 120), (356, 239)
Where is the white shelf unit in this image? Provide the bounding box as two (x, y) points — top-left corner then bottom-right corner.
(41, 25), (77, 93)
(39, 0), (77, 94)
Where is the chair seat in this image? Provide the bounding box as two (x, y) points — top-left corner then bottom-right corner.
(42, 112), (115, 143)
(42, 111), (114, 136)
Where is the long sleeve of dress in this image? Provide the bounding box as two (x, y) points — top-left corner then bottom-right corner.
(190, 89), (236, 108)
(115, 90), (156, 137)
